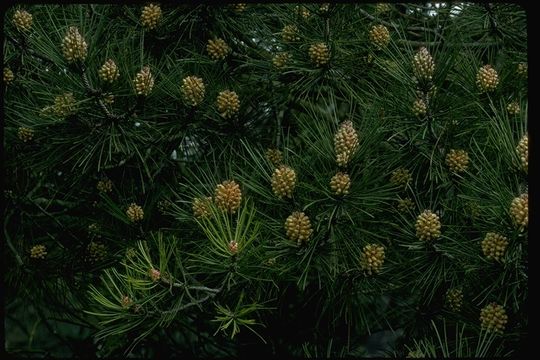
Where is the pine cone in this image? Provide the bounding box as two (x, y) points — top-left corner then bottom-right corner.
(360, 244), (385, 275)
(330, 172), (351, 195)
(87, 241), (107, 263)
(517, 62), (527, 77)
(265, 149), (283, 166)
(272, 52), (292, 69)
(334, 120), (359, 167)
(481, 232), (509, 262)
(157, 199), (171, 215)
(126, 203), (144, 222)
(134, 66), (154, 96)
(412, 98), (427, 116)
(285, 211), (313, 245)
(140, 4), (162, 30)
(53, 92), (77, 118)
(228, 240), (238, 255)
(415, 210), (441, 241)
(192, 196), (212, 218)
(271, 165), (297, 199)
(231, 4), (247, 13)
(121, 295), (133, 308)
(282, 25), (300, 42)
(369, 25), (390, 49)
(397, 197), (415, 212)
(510, 193), (528, 229)
(149, 268), (161, 282)
(375, 3), (392, 14)
(102, 93), (115, 105)
(406, 350), (425, 358)
(516, 134), (527, 172)
(18, 127), (34, 142)
(215, 180), (242, 213)
(446, 288), (463, 312)
(30, 244), (47, 259)
(62, 27), (88, 63)
(412, 47), (435, 82)
(295, 6), (311, 19)
(207, 38), (230, 61)
(480, 303), (508, 334)
(390, 168), (412, 187)
(216, 90), (240, 119)
(96, 179), (113, 193)
(4, 67), (14, 85)
(476, 65), (499, 92)
(181, 76), (205, 106)
(12, 9), (33, 32)
(99, 59), (120, 83)
(445, 149), (469, 173)
(88, 223), (100, 234)
(319, 3), (330, 13)
(308, 42), (330, 67)
(506, 101), (520, 115)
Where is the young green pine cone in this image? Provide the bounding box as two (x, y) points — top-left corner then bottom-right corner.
(390, 168), (412, 187)
(369, 24), (390, 49)
(87, 241), (107, 263)
(192, 196), (212, 218)
(412, 47), (435, 82)
(62, 27), (87, 63)
(517, 62), (527, 77)
(180, 76), (205, 106)
(445, 149), (469, 173)
(12, 9), (33, 32)
(415, 210), (441, 241)
(126, 203), (144, 222)
(96, 179), (113, 193)
(53, 93), (77, 118)
(30, 244), (47, 259)
(334, 120), (359, 167)
(272, 52), (292, 69)
(516, 134), (527, 172)
(506, 101), (520, 115)
(18, 127), (34, 142)
(510, 193), (528, 229)
(480, 303), (508, 334)
(271, 165), (297, 199)
(446, 288), (463, 312)
(375, 3), (392, 14)
(397, 197), (415, 212)
(99, 59), (120, 83)
(309, 42), (330, 67)
(215, 180), (242, 213)
(476, 65), (499, 92)
(134, 66), (154, 96)
(216, 90), (240, 118)
(140, 4), (162, 30)
(285, 211), (313, 245)
(266, 149), (283, 166)
(282, 25), (300, 42)
(481, 232), (509, 262)
(4, 67), (14, 85)
(330, 172), (351, 195)
(360, 244), (385, 275)
(412, 98), (427, 116)
(207, 38), (230, 61)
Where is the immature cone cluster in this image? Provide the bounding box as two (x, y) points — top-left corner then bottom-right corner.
(271, 166), (297, 199)
(140, 4), (162, 30)
(369, 25), (390, 49)
(266, 149), (283, 166)
(390, 168), (412, 187)
(53, 92), (77, 117)
(12, 9), (33, 32)
(412, 47), (435, 82)
(18, 127), (34, 142)
(415, 210), (441, 241)
(231, 4), (247, 12)
(216, 90), (240, 118)
(98, 59), (120, 83)
(334, 120), (359, 167)
(207, 38), (230, 61)
(30, 245), (47, 259)
(96, 178), (113, 193)
(87, 241), (107, 263)
(4, 68), (14, 84)
(282, 25), (300, 42)
(397, 197), (415, 212)
(445, 149), (469, 173)
(295, 6), (311, 19)
(102, 93), (115, 105)
(330, 172), (351, 195)
(412, 98), (427, 116)
(126, 203), (144, 222)
(228, 240), (238, 255)
(149, 268), (161, 282)
(309, 43), (330, 67)
(272, 52), (292, 69)
(517, 62), (527, 77)
(319, 3), (330, 13)
(134, 66), (154, 96)
(62, 27), (88, 63)
(215, 180), (242, 213)
(360, 244), (385, 275)
(481, 232), (508, 262)
(476, 65), (499, 92)
(157, 199), (171, 214)
(121, 295), (133, 308)
(285, 211), (313, 245)
(510, 193), (528, 229)
(516, 134), (528, 172)
(375, 3), (392, 14)
(181, 76), (205, 106)
(506, 101), (520, 115)
(406, 350), (425, 359)
(192, 196), (212, 218)
(480, 303), (508, 333)
(446, 288), (463, 312)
